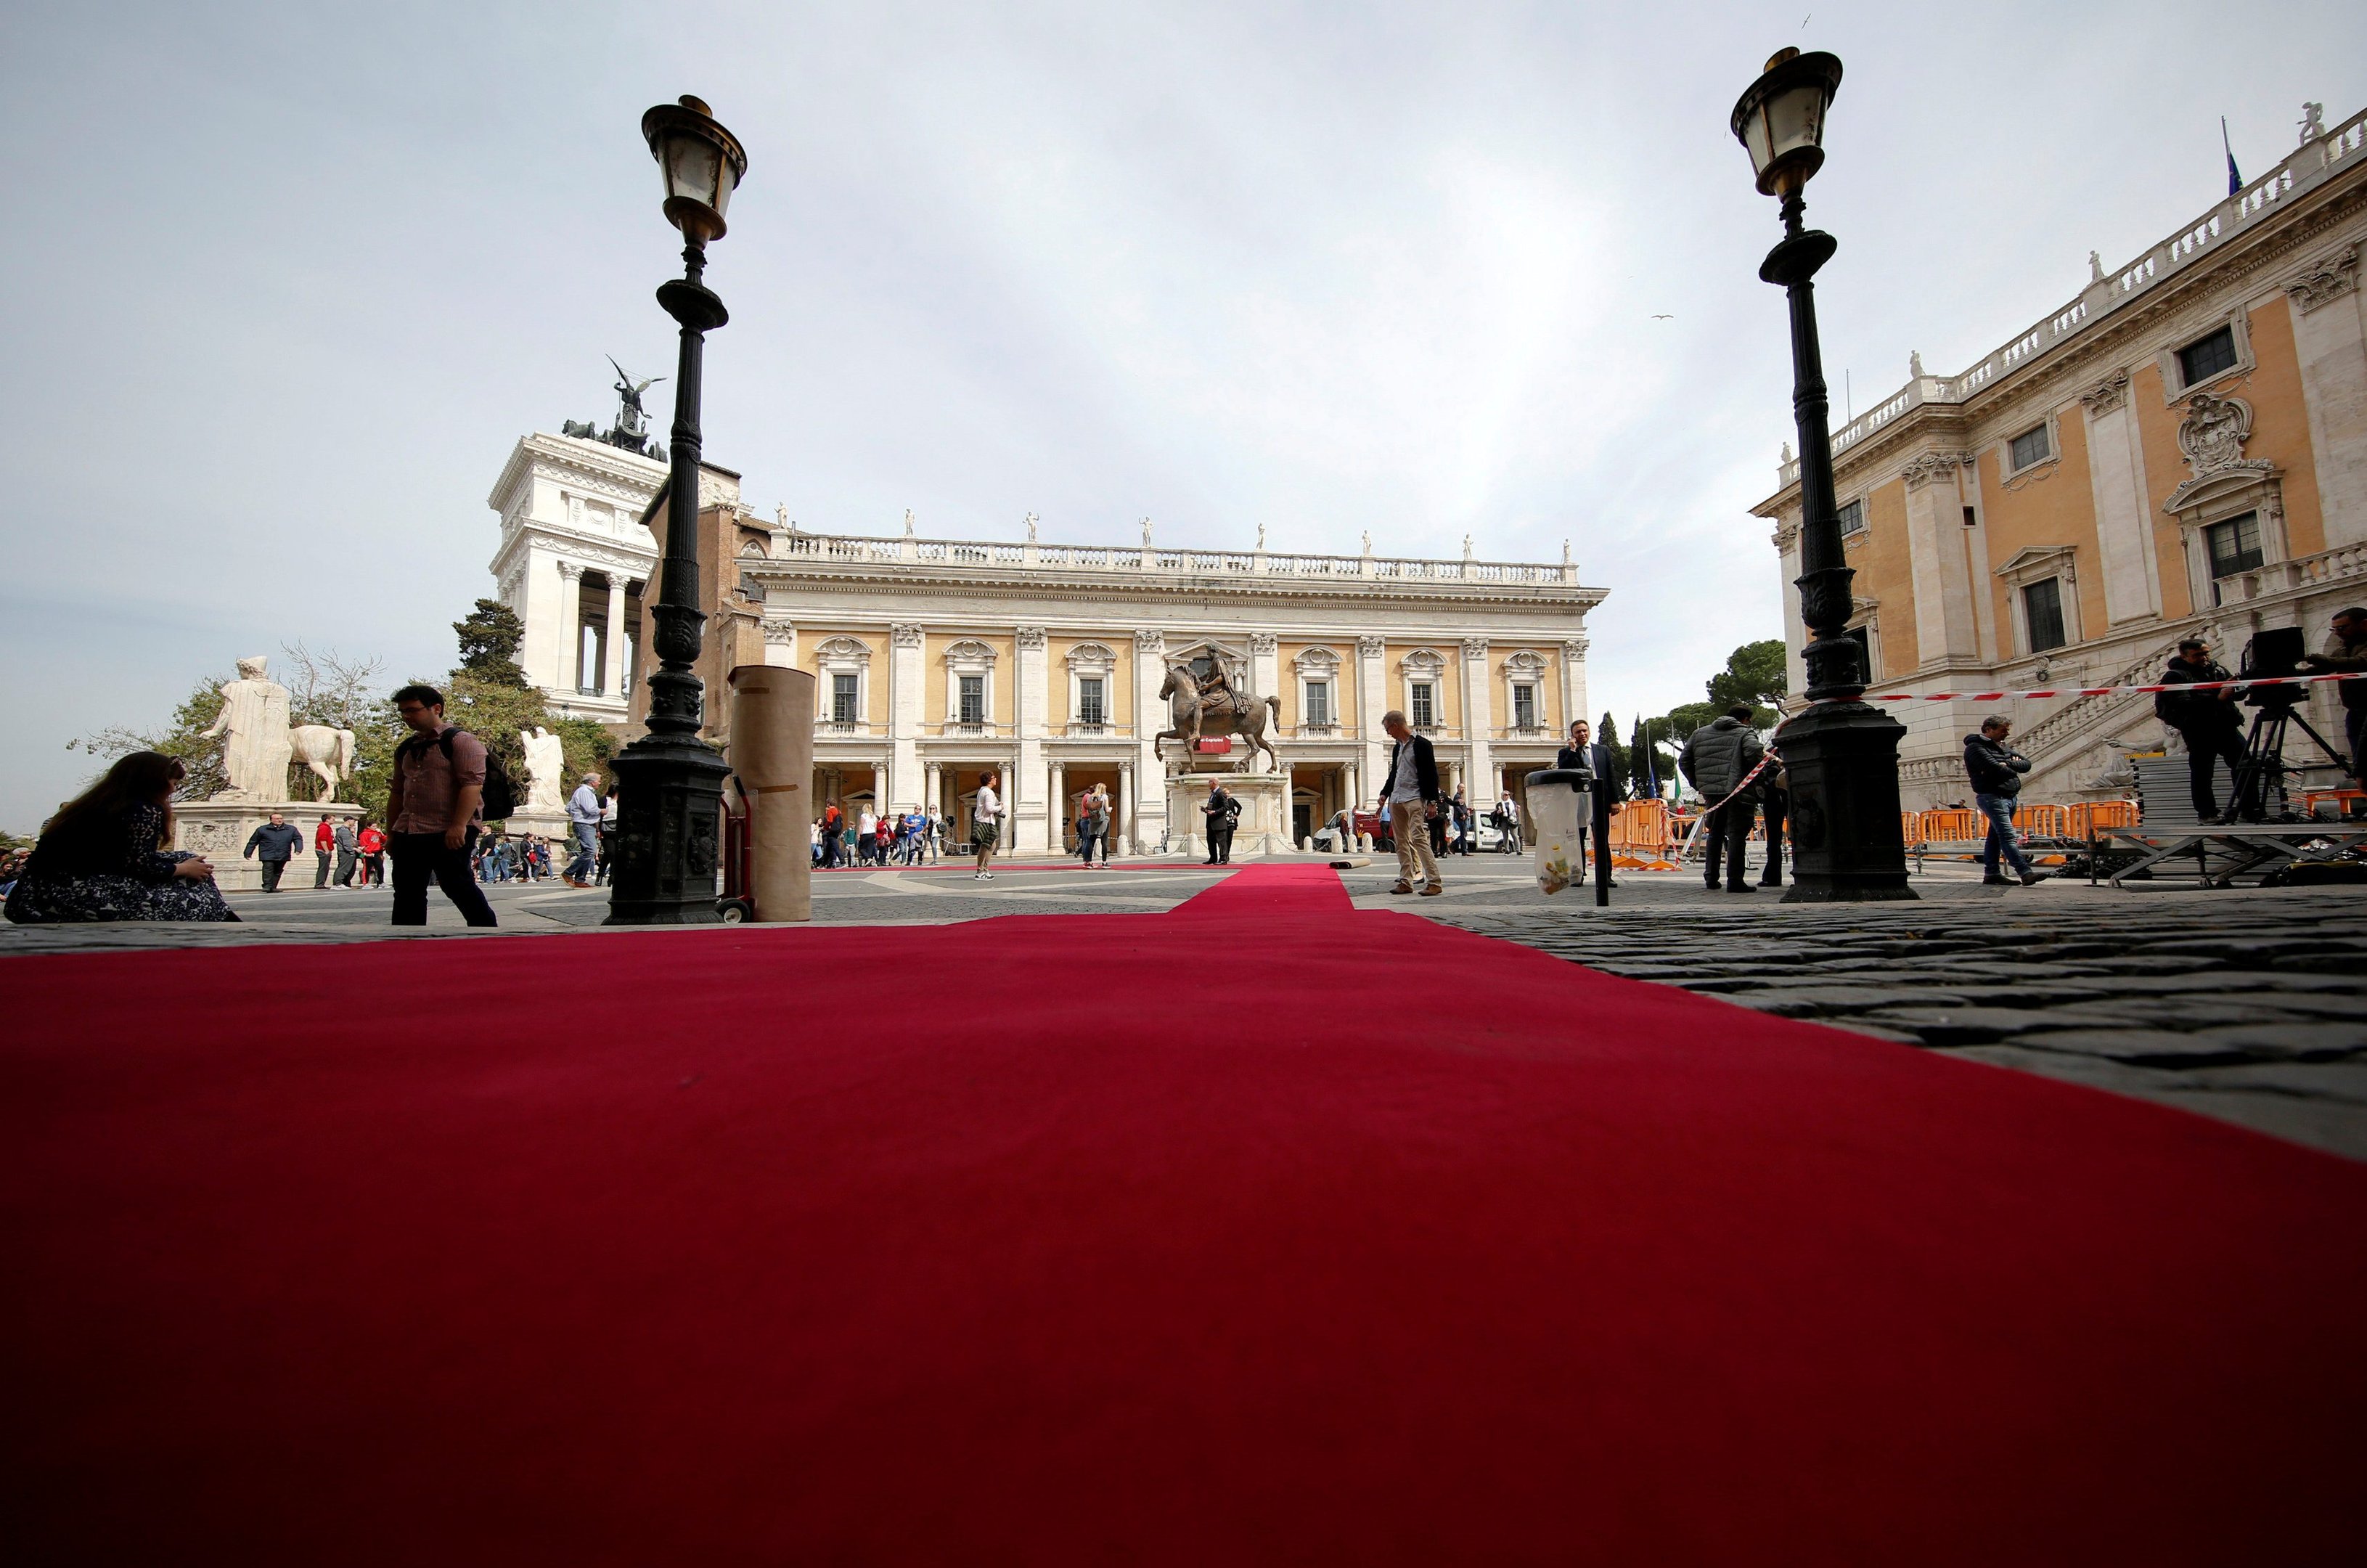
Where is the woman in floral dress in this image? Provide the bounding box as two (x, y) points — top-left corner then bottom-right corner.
(4, 751), (239, 923)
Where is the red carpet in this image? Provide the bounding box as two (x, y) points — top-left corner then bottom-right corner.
(4, 865), (2361, 1564)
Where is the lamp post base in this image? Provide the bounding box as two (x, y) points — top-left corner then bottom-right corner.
(1775, 699), (1918, 903)
(604, 734), (731, 925)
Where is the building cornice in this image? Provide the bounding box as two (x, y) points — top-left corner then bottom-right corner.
(488, 431), (668, 513)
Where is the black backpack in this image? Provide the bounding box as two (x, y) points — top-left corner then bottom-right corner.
(405, 727), (520, 822)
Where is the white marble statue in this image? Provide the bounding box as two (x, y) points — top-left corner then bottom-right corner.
(1256, 520), (1266, 551)
(904, 508), (917, 538)
(1140, 516), (1153, 548)
(520, 726), (567, 812)
(290, 725), (356, 802)
(201, 656), (295, 799)
(1462, 534), (1473, 560)
(1025, 513), (1039, 543)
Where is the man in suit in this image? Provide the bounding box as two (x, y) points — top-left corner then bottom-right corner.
(1379, 709), (1444, 896)
(1557, 719), (1625, 889)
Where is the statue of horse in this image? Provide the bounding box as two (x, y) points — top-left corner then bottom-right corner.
(290, 724), (356, 803)
(1156, 664), (1280, 771)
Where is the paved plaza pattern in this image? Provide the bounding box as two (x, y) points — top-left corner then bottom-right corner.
(6, 857), (2361, 1159)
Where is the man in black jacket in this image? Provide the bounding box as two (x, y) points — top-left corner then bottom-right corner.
(1379, 709), (1444, 896)
(1963, 716), (2043, 886)
(242, 811), (304, 892)
(1201, 781), (1237, 865)
(2299, 607), (2367, 779)
(1557, 719), (1625, 887)
(1678, 706), (1765, 892)
(2154, 640), (2245, 821)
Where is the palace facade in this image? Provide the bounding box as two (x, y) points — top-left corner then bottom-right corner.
(488, 436), (1604, 854)
(1755, 102), (2367, 807)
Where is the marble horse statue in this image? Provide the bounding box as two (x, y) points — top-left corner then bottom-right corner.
(1156, 663), (1280, 771)
(289, 724), (356, 803)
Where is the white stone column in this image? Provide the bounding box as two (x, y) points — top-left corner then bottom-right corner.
(1134, 629), (1169, 850)
(761, 616), (796, 669)
(2072, 388), (2164, 626)
(602, 575), (631, 693)
(1249, 632), (1280, 747)
(1357, 634), (1389, 812)
(890, 624), (924, 814)
(1904, 454), (1990, 658)
(555, 561), (584, 696)
(1558, 635), (1590, 740)
(2287, 253), (2367, 547)
(1460, 638), (1494, 807)
(1118, 759), (1135, 857)
(1015, 626), (1050, 852)
(1049, 759), (1066, 854)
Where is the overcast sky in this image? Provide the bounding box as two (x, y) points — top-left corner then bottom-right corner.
(4, 1), (2363, 830)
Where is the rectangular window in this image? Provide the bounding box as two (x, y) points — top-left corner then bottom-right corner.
(1511, 684), (1536, 729)
(2179, 324), (2238, 388)
(1077, 677), (1105, 726)
(831, 672), (859, 724)
(2008, 423), (2052, 473)
(2206, 512), (2264, 580)
(1410, 682), (1436, 729)
(2022, 579), (2067, 654)
(1963, 506), (1979, 528)
(1304, 681), (1330, 726)
(1836, 499), (1865, 535)
(958, 674), (984, 725)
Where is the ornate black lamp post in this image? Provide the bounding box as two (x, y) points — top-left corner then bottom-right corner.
(1731, 49), (1914, 903)
(606, 95), (748, 925)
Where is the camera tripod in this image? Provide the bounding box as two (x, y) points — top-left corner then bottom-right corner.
(2222, 693), (2350, 823)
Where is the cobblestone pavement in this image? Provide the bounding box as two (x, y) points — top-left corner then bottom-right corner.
(0, 863), (1231, 951)
(1389, 862), (2367, 1161)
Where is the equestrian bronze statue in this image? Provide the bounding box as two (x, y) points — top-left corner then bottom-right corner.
(1156, 663), (1281, 770)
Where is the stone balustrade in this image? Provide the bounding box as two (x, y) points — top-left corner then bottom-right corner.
(1778, 105), (2367, 489)
(768, 530), (1582, 590)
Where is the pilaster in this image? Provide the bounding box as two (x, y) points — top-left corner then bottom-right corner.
(1357, 634), (1388, 811)
(1134, 630), (1169, 846)
(2286, 245), (2367, 547)
(1902, 454), (1985, 659)
(890, 623), (924, 813)
(2077, 380), (2164, 624)
(1015, 625), (1050, 852)
(1460, 638), (1495, 804)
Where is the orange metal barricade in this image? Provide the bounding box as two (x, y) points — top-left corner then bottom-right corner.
(1608, 800), (1678, 870)
(1916, 808), (1980, 846)
(2011, 804), (2069, 838)
(2065, 800), (2138, 836)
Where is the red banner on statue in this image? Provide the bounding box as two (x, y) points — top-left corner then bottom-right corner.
(1195, 738), (1233, 754)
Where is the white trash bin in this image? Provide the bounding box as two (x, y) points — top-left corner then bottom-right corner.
(1523, 767), (1592, 896)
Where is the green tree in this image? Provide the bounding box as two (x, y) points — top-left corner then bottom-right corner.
(1595, 709), (1627, 785)
(1704, 639), (1787, 727)
(454, 599), (532, 689)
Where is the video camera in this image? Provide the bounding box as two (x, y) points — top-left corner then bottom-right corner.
(2239, 626), (2306, 711)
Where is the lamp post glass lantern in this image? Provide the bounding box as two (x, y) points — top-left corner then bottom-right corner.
(1730, 49), (1916, 903)
(605, 95), (748, 926)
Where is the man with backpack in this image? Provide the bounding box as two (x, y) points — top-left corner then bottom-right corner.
(385, 683), (500, 928)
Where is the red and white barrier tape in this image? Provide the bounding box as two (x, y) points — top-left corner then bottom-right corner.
(1674, 747), (1782, 858)
(1866, 671), (2353, 703)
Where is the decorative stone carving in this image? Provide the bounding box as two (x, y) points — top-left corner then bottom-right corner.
(557, 560), (584, 583)
(1357, 635), (1387, 658)
(1460, 637), (1489, 660)
(1134, 629), (1166, 654)
(2299, 102), (2325, 142)
(1292, 645), (1341, 675)
(1015, 626), (1047, 651)
(2285, 244), (2357, 315)
(1560, 638), (1589, 661)
(815, 635), (872, 663)
(289, 725), (356, 803)
(1248, 632), (1278, 656)
(891, 623), (924, 649)
(2080, 371), (2130, 416)
(520, 727), (568, 813)
(1140, 517), (1153, 548)
(2177, 393), (2260, 481)
(761, 618), (796, 648)
(1910, 349), (1926, 376)
(200, 657), (295, 800)
(1901, 451), (1966, 489)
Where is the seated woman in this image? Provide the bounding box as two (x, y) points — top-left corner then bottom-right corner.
(4, 751), (239, 924)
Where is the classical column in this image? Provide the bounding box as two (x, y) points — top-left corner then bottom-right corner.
(1133, 629), (1169, 850)
(2287, 245), (2367, 547)
(1248, 632), (1280, 753)
(1902, 453), (1986, 660)
(1118, 759), (1135, 857)
(555, 561), (585, 696)
(1558, 637), (1590, 741)
(602, 574), (631, 694)
(1460, 638), (1494, 807)
(1014, 626), (1050, 852)
(1048, 759), (1066, 853)
(890, 623), (924, 814)
(1356, 635), (1388, 817)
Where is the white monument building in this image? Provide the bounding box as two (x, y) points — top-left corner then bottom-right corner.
(488, 432), (1605, 856)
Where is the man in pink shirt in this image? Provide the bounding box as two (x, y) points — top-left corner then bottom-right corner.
(384, 684), (498, 928)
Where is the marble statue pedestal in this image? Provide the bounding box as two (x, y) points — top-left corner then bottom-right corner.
(502, 808), (572, 847)
(1164, 769), (1291, 860)
(174, 799), (364, 891)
